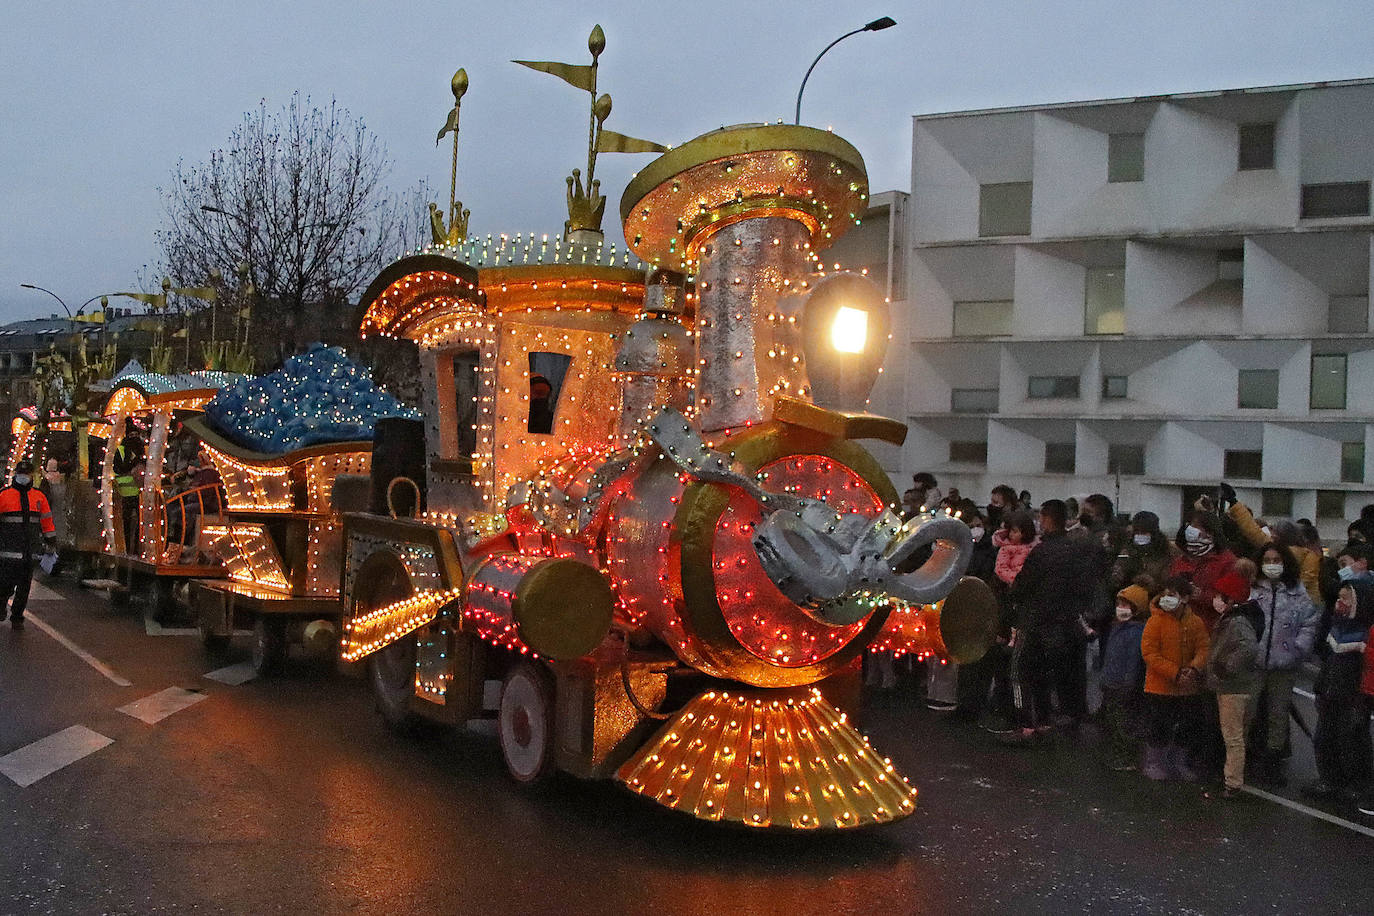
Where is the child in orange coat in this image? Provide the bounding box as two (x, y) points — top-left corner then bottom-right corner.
(1140, 575), (1211, 780)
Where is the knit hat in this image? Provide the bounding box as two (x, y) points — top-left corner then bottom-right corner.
(1116, 584), (1150, 616)
(1213, 570), (1250, 604)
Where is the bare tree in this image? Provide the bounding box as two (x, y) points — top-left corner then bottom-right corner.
(157, 94), (427, 358)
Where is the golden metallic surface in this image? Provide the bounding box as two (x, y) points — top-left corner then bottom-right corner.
(356, 255), (484, 339)
(933, 576), (999, 664)
(620, 124), (869, 268)
(671, 422), (899, 687)
(479, 264), (644, 314)
(617, 686), (916, 829)
(773, 396), (909, 445)
(512, 558), (616, 661)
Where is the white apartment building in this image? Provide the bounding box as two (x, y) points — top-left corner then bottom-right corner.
(844, 79), (1374, 539)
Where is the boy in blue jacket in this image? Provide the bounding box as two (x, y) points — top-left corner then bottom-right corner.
(1101, 581), (1151, 770)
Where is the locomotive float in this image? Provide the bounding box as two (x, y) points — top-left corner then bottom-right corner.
(304, 31), (997, 830)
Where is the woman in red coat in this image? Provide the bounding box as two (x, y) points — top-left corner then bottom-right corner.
(1169, 511), (1237, 633)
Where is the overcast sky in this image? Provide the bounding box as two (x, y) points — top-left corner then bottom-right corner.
(2, 0), (1372, 322)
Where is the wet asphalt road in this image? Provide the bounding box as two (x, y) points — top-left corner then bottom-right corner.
(1, 577), (1369, 916)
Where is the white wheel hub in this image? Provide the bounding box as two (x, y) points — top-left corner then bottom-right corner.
(499, 665), (552, 782)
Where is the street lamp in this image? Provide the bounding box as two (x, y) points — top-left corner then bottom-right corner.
(19, 284), (104, 321)
(794, 16), (896, 125)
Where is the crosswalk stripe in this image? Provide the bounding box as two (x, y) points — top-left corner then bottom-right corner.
(117, 687), (207, 725)
(203, 662), (257, 686)
(26, 581), (61, 602)
(25, 612), (132, 687)
(0, 725), (113, 787)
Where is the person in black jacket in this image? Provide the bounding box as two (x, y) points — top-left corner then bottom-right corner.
(1305, 580), (1374, 801)
(953, 504), (1000, 722)
(1006, 499), (1097, 739)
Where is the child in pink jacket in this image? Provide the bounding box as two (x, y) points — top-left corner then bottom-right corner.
(994, 510), (1039, 586)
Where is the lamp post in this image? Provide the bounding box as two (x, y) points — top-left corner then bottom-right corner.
(794, 16), (896, 125)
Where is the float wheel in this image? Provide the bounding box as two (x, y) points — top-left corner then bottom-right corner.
(250, 617), (286, 676)
(498, 661), (556, 783)
(370, 635), (420, 732)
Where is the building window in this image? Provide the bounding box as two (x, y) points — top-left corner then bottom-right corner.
(1028, 375), (1080, 399)
(1238, 122), (1276, 171)
(951, 388), (999, 413)
(1329, 295), (1369, 334)
(1102, 375), (1128, 399)
(1045, 442), (1076, 474)
(1301, 182), (1371, 219)
(1237, 369), (1279, 409)
(1084, 267), (1125, 335)
(1217, 248), (1244, 282)
(1261, 488), (1293, 519)
(1317, 489), (1347, 519)
(1108, 133), (1145, 183)
(1107, 443), (1145, 475)
(1342, 441), (1365, 484)
(1224, 449), (1263, 479)
(952, 299), (1013, 337)
(1310, 354), (1347, 409)
(949, 440), (988, 465)
(979, 182), (1032, 237)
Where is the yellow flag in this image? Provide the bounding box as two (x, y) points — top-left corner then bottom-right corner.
(172, 286), (218, 301)
(172, 328), (189, 339)
(114, 291), (166, 308)
(436, 107), (460, 145)
(596, 129), (669, 155)
(512, 59), (595, 92)
(72, 311), (106, 324)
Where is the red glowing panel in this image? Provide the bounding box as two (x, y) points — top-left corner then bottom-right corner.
(714, 455), (884, 667)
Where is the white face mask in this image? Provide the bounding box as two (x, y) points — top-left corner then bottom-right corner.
(12, 474), (30, 486)
(1132, 533), (1151, 546)
(1115, 606), (1134, 622)
(1261, 563), (1284, 579)
(1158, 595), (1181, 612)
(1184, 525), (1204, 543)
(968, 526), (985, 541)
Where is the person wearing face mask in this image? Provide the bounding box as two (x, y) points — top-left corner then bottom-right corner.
(1113, 512), (1177, 595)
(1304, 581), (1374, 803)
(1204, 571), (1264, 799)
(1168, 512), (1237, 633)
(1141, 575), (1210, 780)
(1219, 487), (1323, 606)
(1249, 542), (1320, 784)
(1099, 581), (1151, 770)
(0, 461), (57, 629)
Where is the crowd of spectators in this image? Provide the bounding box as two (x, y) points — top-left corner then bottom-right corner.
(888, 473), (1374, 814)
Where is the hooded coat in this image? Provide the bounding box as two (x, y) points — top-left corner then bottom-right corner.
(1317, 581), (1374, 700)
(1141, 598), (1211, 696)
(1205, 601), (1264, 695)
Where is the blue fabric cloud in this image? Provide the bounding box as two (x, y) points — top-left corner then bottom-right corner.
(205, 343), (419, 453)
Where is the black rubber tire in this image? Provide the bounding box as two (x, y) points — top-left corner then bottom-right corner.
(250, 617), (286, 676)
(370, 635), (420, 732)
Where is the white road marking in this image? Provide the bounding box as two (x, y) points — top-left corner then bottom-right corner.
(0, 725), (113, 787)
(203, 662), (257, 686)
(143, 618), (200, 637)
(143, 617), (251, 638)
(1241, 785), (1374, 839)
(117, 687), (207, 725)
(24, 612), (132, 687)
(26, 581), (62, 602)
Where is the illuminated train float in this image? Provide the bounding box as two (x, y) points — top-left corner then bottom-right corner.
(332, 104), (996, 828)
